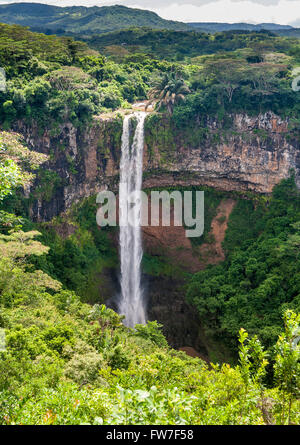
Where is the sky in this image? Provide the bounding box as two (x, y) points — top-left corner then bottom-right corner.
(0, 0), (299, 26)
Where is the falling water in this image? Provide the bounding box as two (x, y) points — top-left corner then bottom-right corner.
(118, 111), (147, 327)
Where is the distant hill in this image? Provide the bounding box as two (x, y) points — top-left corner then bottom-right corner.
(275, 28), (300, 37)
(83, 27), (291, 62)
(0, 2), (190, 34)
(188, 22), (294, 33)
(0, 3), (297, 38)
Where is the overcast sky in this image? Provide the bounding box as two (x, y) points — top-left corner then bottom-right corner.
(0, 0), (299, 26)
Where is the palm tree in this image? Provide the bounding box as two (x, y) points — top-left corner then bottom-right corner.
(146, 72), (190, 114)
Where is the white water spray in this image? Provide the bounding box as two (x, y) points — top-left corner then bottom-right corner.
(118, 112), (147, 327)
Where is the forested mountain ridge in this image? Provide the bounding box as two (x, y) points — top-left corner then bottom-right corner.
(0, 3), (298, 36)
(0, 3), (190, 34)
(188, 22), (296, 34)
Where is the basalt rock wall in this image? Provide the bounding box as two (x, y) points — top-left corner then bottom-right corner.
(14, 111), (299, 222)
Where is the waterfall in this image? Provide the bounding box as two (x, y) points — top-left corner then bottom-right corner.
(118, 111), (147, 327)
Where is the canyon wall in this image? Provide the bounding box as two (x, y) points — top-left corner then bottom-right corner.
(15, 111), (299, 222)
(143, 112), (300, 193)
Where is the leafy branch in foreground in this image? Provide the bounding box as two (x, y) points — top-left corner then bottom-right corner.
(0, 131), (48, 230)
(274, 310), (300, 424)
(238, 310), (300, 425)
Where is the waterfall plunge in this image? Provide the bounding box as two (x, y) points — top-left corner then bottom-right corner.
(118, 112), (147, 327)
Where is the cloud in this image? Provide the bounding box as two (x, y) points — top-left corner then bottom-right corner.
(118, 0), (217, 6)
(290, 18), (300, 26)
(231, 0), (280, 4)
(0, 0), (297, 6)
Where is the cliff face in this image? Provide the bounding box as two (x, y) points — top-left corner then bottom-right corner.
(143, 112), (300, 193)
(15, 111), (299, 222)
(14, 115), (123, 221)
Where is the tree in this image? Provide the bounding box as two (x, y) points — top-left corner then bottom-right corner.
(0, 131), (48, 229)
(203, 59), (246, 103)
(146, 72), (190, 114)
(0, 230), (61, 307)
(274, 310), (300, 425)
(0, 159), (21, 202)
(246, 63), (287, 97)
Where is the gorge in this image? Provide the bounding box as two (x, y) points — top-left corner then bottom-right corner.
(12, 110), (300, 358)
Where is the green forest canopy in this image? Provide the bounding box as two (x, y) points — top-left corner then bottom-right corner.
(0, 22), (300, 131)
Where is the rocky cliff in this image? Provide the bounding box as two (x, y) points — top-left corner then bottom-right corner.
(143, 112), (300, 193)
(15, 111), (299, 222)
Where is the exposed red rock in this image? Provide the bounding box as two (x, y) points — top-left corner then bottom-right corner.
(142, 198), (236, 272)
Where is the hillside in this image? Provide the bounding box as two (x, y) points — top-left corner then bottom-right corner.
(189, 22), (300, 37)
(188, 22), (294, 33)
(0, 3), (298, 37)
(84, 27), (293, 61)
(0, 2), (190, 34)
(276, 28), (300, 37)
